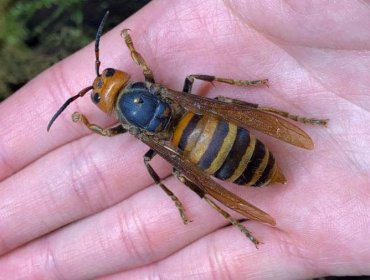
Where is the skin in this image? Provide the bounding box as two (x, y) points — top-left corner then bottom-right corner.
(0, 0), (370, 279)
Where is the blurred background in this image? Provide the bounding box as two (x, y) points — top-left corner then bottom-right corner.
(0, 0), (150, 102)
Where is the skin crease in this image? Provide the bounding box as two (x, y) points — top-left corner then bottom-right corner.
(0, 0), (369, 279)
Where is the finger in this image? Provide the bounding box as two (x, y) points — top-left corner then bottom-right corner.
(0, 175), (259, 280)
(99, 226), (310, 279)
(0, 132), (172, 256)
(98, 224), (366, 280)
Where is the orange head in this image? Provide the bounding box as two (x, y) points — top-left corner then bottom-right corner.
(91, 68), (130, 113)
(47, 11), (130, 131)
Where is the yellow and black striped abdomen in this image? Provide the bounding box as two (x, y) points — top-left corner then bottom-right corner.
(172, 112), (286, 187)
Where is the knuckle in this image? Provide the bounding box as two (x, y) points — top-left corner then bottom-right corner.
(67, 143), (108, 213)
(115, 204), (158, 263)
(42, 237), (66, 280)
(206, 237), (234, 279)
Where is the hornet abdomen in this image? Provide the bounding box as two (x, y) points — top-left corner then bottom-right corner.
(172, 112), (286, 187)
(117, 82), (172, 132)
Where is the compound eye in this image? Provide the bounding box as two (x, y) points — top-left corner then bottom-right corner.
(91, 92), (101, 104)
(105, 68), (115, 77)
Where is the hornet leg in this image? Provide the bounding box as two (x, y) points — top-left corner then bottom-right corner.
(72, 112), (127, 136)
(144, 149), (191, 224)
(182, 74), (268, 93)
(173, 170), (261, 247)
(121, 29), (155, 83)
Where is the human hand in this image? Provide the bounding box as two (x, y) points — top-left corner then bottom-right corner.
(0, 1), (369, 279)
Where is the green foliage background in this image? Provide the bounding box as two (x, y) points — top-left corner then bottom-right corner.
(0, 0), (150, 101)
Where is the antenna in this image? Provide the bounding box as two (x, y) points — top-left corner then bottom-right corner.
(47, 86), (93, 131)
(95, 11), (110, 76)
(47, 11), (110, 131)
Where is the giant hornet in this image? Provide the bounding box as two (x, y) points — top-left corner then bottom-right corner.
(47, 12), (327, 247)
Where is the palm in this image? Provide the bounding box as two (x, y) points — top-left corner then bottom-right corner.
(0, 1), (369, 279)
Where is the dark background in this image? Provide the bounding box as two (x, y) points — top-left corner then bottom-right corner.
(0, 0), (150, 101)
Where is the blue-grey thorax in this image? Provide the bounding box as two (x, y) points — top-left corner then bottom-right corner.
(117, 82), (172, 132)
